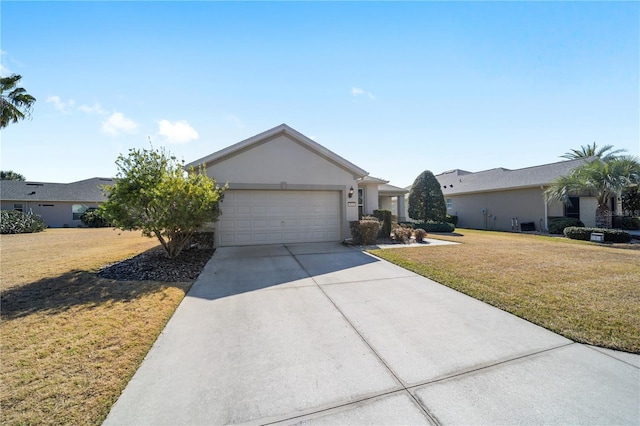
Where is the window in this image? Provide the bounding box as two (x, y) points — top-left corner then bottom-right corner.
(565, 197), (580, 219)
(72, 204), (89, 221)
(446, 198), (453, 210)
(358, 188), (364, 218)
(13, 203), (23, 212)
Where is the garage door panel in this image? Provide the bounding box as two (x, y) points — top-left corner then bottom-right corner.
(218, 190), (341, 246)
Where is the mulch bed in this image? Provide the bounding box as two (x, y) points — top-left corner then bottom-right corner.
(97, 248), (215, 282)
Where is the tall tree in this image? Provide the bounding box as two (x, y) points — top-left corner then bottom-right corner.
(0, 170), (26, 181)
(545, 156), (640, 228)
(1, 74), (36, 128)
(101, 146), (226, 258)
(560, 142), (626, 162)
(408, 170), (446, 222)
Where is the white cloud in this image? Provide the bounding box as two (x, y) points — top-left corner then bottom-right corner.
(46, 95), (76, 113)
(157, 119), (199, 144)
(79, 102), (106, 115)
(351, 86), (375, 100)
(102, 112), (139, 136)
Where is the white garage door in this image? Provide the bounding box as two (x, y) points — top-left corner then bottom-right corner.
(217, 190), (341, 246)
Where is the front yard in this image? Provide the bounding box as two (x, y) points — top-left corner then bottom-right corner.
(0, 229), (197, 425)
(370, 229), (640, 353)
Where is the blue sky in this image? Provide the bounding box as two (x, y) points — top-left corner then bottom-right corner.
(2, 1), (638, 188)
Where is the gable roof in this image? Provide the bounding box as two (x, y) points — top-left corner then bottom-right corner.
(1, 177), (114, 202)
(186, 123), (368, 178)
(435, 157), (598, 195)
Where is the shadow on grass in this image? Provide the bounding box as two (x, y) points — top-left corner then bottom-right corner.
(1, 270), (189, 320)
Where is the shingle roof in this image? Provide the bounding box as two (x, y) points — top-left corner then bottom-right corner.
(0, 177), (114, 202)
(435, 157), (597, 195)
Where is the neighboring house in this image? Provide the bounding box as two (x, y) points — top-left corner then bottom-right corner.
(0, 178), (113, 228)
(402, 157), (620, 232)
(187, 124), (406, 247)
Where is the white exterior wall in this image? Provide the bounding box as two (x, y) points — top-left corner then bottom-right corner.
(379, 196), (393, 212)
(203, 134), (360, 240)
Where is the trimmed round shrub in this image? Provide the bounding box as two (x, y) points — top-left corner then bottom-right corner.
(349, 217), (380, 245)
(1, 210), (47, 234)
(392, 225), (413, 243)
(413, 228), (427, 242)
(548, 217), (584, 234)
(564, 226), (631, 243)
(80, 208), (111, 228)
(446, 214), (459, 226)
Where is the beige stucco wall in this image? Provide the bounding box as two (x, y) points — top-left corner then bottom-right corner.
(445, 188), (549, 231)
(203, 134), (359, 239)
(1, 201), (99, 228)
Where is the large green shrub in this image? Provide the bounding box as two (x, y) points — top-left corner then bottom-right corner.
(548, 217), (584, 234)
(414, 221), (455, 233)
(446, 214), (458, 226)
(563, 226), (631, 243)
(80, 208), (111, 228)
(373, 209), (392, 238)
(612, 216), (640, 231)
(349, 217), (380, 245)
(0, 210), (47, 234)
(408, 170), (447, 222)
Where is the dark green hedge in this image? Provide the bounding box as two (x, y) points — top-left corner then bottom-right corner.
(548, 217), (584, 234)
(612, 216), (640, 231)
(563, 226), (631, 243)
(446, 214), (459, 226)
(414, 221), (455, 233)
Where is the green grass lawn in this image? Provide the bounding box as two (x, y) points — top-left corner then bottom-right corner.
(370, 229), (640, 353)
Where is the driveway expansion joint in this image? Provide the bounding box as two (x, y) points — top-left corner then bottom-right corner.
(406, 341), (577, 390)
(284, 245), (440, 424)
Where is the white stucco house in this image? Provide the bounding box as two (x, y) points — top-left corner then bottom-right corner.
(401, 157), (622, 232)
(0, 177), (114, 228)
(187, 124), (407, 246)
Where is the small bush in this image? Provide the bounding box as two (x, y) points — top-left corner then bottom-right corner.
(612, 216), (640, 231)
(349, 217), (381, 245)
(373, 209), (392, 238)
(564, 227), (631, 243)
(392, 225), (413, 243)
(80, 208), (111, 228)
(1, 210), (47, 234)
(446, 214), (458, 226)
(548, 217), (584, 234)
(414, 221), (455, 233)
(413, 228), (427, 243)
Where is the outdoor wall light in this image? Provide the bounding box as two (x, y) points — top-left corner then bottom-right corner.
(348, 186), (354, 198)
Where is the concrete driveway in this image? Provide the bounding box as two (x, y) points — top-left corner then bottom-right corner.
(105, 242), (639, 425)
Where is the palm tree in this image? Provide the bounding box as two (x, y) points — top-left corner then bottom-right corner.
(560, 142), (626, 162)
(545, 156), (640, 228)
(1, 74), (36, 128)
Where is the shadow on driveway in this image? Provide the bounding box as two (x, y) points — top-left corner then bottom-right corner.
(187, 245), (382, 300)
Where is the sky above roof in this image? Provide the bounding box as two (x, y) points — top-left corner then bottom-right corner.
(2, 2), (638, 187)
